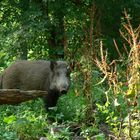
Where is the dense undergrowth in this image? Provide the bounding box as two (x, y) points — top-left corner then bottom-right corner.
(0, 16), (139, 140)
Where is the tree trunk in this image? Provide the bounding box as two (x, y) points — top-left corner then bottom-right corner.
(0, 89), (47, 105)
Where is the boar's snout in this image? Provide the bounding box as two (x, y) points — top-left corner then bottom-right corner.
(60, 89), (67, 95)
(60, 85), (69, 95)
(60, 89), (67, 94)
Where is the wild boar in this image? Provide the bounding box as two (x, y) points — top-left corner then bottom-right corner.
(1, 60), (71, 110)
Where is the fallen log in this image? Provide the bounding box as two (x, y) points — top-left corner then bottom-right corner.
(0, 89), (47, 105)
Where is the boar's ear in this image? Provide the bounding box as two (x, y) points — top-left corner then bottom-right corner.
(50, 61), (57, 71)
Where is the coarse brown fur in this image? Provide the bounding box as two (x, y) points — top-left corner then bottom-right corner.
(1, 60), (71, 110)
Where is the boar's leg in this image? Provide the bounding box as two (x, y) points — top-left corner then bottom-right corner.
(43, 91), (59, 110)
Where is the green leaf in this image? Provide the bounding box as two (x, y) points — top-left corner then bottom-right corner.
(3, 115), (16, 124)
(94, 133), (105, 140)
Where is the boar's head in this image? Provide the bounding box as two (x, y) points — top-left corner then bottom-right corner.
(50, 61), (71, 95)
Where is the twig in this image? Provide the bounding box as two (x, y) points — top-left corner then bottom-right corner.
(113, 39), (123, 58)
(123, 43), (129, 54)
(128, 113), (134, 140)
(108, 134), (118, 140)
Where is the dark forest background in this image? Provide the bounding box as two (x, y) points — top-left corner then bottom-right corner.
(0, 0), (140, 62)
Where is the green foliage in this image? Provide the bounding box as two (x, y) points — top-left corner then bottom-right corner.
(0, 0), (140, 139)
(57, 92), (87, 121)
(0, 99), (48, 140)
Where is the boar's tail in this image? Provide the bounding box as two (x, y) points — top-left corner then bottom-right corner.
(0, 74), (3, 89)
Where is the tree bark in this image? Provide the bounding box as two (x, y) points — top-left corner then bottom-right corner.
(0, 89), (47, 105)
